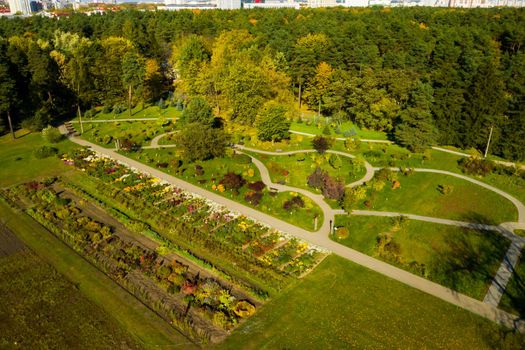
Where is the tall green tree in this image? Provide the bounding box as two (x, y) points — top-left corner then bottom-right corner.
(0, 45), (16, 139)
(180, 96), (213, 126)
(256, 102), (291, 142)
(122, 52), (146, 115)
(395, 82), (438, 152)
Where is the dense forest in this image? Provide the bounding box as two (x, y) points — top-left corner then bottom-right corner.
(0, 8), (524, 160)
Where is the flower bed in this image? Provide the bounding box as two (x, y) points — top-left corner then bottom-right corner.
(60, 149), (326, 296)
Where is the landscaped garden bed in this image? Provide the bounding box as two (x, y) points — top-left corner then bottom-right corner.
(332, 215), (510, 300)
(122, 147), (324, 231)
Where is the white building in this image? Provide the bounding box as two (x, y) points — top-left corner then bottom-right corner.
(340, 0), (369, 6)
(308, 0), (338, 7)
(244, 1), (300, 8)
(8, 0), (30, 13)
(217, 0), (240, 8)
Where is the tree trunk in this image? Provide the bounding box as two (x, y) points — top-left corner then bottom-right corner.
(128, 84), (132, 117)
(78, 105), (84, 134)
(298, 83), (302, 109)
(7, 111), (15, 140)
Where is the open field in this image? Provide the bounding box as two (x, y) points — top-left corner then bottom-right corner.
(358, 172), (517, 224)
(0, 201), (195, 349)
(75, 120), (176, 148)
(290, 119), (388, 140)
(499, 252), (525, 318)
(217, 254), (524, 349)
(333, 215), (510, 299)
(0, 131), (77, 187)
(0, 247), (143, 349)
(84, 104), (182, 121)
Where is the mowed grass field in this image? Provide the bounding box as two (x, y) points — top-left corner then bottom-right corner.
(217, 255), (524, 350)
(333, 215), (509, 300)
(0, 247), (142, 349)
(0, 130), (78, 187)
(358, 172), (517, 224)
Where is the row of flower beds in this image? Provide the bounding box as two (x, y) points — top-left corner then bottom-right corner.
(61, 148), (326, 296)
(1, 181), (257, 343)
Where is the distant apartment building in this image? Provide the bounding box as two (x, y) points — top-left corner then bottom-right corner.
(217, 0), (241, 8)
(244, 0), (301, 8)
(8, 0), (31, 13)
(308, 0), (337, 7)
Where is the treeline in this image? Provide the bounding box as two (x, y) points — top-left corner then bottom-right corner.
(0, 8), (524, 160)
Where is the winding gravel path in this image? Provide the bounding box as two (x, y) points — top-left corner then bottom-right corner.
(60, 126), (525, 332)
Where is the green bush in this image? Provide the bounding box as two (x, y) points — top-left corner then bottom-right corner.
(42, 126), (63, 143)
(113, 104), (126, 114)
(458, 157), (494, 176)
(33, 145), (58, 159)
(329, 154), (342, 169)
(102, 105), (112, 114)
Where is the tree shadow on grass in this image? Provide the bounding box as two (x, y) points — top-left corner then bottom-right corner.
(429, 212), (508, 297)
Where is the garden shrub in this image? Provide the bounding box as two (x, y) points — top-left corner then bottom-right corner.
(245, 191), (263, 206)
(112, 104), (126, 114)
(321, 176), (345, 200)
(102, 105), (112, 114)
(247, 181), (265, 192)
(42, 126), (64, 143)
(307, 167), (328, 189)
(458, 157), (493, 176)
(437, 184), (453, 195)
(329, 154), (342, 169)
(156, 162), (169, 168)
(233, 153), (252, 164)
(33, 145), (58, 159)
(233, 301), (256, 318)
(283, 196), (305, 210)
(296, 153), (306, 161)
(102, 135), (113, 145)
(220, 172), (245, 191)
(335, 227), (350, 240)
(312, 135), (333, 154)
(322, 125), (331, 135)
(376, 168), (395, 182)
(195, 164), (204, 176)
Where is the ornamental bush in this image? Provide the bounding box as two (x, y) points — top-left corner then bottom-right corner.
(33, 145), (58, 159)
(220, 172), (245, 191)
(42, 126), (64, 143)
(458, 157), (493, 176)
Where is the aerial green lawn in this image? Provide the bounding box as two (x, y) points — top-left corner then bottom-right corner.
(0, 201), (196, 349)
(0, 249), (142, 349)
(290, 119), (388, 140)
(122, 148), (324, 231)
(359, 172), (517, 224)
(0, 130), (77, 187)
(333, 215), (509, 300)
(84, 104), (181, 121)
(515, 230), (525, 238)
(76, 119), (176, 148)
(499, 252), (525, 318)
(217, 254), (523, 349)
(246, 151), (365, 192)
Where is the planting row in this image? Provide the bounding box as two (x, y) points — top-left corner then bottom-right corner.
(61, 148), (326, 295)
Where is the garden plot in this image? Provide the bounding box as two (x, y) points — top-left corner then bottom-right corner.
(124, 148), (324, 231)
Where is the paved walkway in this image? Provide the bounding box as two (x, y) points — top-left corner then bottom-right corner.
(60, 127), (525, 333)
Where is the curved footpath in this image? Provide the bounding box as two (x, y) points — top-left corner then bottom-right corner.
(60, 126), (525, 333)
